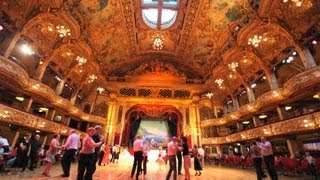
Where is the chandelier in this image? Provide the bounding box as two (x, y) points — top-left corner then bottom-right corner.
(97, 87), (105, 93)
(56, 25), (71, 38)
(76, 56), (87, 65)
(205, 92), (213, 99)
(248, 34), (267, 47)
(283, 0), (302, 7)
(215, 78), (224, 87)
(228, 62), (238, 71)
(152, 34), (164, 50)
(88, 74), (97, 83)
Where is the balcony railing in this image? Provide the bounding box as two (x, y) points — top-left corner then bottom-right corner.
(201, 66), (320, 127)
(0, 104), (87, 138)
(0, 55), (106, 124)
(202, 111), (320, 145)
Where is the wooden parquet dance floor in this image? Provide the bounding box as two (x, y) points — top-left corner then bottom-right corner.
(0, 157), (314, 180)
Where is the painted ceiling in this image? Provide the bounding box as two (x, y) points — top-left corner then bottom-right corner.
(0, 0), (320, 102)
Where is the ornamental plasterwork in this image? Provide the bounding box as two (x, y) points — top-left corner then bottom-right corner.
(201, 66), (320, 127)
(0, 57), (106, 124)
(202, 112), (320, 145)
(126, 60), (186, 77)
(0, 104), (86, 138)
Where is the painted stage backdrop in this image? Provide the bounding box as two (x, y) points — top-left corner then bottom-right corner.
(137, 118), (170, 148)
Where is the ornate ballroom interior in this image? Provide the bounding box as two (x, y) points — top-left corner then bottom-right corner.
(0, 0), (320, 166)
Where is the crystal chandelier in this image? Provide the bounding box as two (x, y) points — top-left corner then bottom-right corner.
(76, 56), (87, 65)
(248, 34), (267, 47)
(215, 78), (224, 87)
(152, 34), (164, 50)
(97, 87), (105, 93)
(205, 92), (213, 99)
(228, 62), (238, 71)
(88, 74), (97, 83)
(56, 25), (71, 38)
(283, 0), (302, 7)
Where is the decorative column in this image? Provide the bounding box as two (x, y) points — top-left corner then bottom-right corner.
(265, 70), (279, 90)
(24, 98), (33, 112)
(286, 139), (295, 158)
(110, 103), (119, 145)
(240, 144), (247, 155)
(246, 86), (255, 103)
(11, 131), (20, 149)
(65, 116), (71, 127)
(236, 122), (243, 132)
(48, 109), (56, 121)
(33, 60), (49, 82)
(276, 106), (285, 121)
(213, 105), (218, 118)
(216, 144), (222, 154)
(41, 135), (48, 149)
(4, 32), (21, 58)
(70, 90), (79, 105)
(231, 95), (240, 111)
(55, 79), (66, 95)
(252, 116), (261, 127)
(297, 47), (317, 69)
(119, 105), (128, 145)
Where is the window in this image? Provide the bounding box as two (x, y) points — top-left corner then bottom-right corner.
(142, 0), (179, 29)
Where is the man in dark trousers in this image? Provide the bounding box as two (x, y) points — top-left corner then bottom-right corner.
(61, 129), (80, 177)
(176, 139), (182, 175)
(29, 134), (41, 171)
(131, 135), (143, 180)
(92, 125), (103, 173)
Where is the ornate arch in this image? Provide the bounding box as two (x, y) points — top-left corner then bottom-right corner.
(121, 104), (183, 146)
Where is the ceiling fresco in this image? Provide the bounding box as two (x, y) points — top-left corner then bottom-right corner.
(0, 0), (319, 101)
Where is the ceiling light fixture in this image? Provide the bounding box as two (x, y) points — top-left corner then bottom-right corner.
(76, 56), (87, 65)
(21, 44), (34, 55)
(88, 74), (97, 83)
(15, 96), (24, 102)
(206, 92), (213, 99)
(228, 62), (238, 71)
(283, 0), (302, 7)
(0, 25), (3, 31)
(56, 25), (71, 38)
(152, 34), (164, 50)
(215, 78), (224, 87)
(97, 87), (105, 94)
(242, 121), (250, 124)
(285, 106), (292, 111)
(248, 34), (267, 47)
(259, 114), (267, 119)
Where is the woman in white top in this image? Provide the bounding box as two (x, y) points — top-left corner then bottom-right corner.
(42, 134), (61, 177)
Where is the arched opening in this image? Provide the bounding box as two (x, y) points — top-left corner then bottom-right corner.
(121, 104), (183, 148)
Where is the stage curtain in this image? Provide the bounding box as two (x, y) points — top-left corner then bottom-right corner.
(130, 118), (141, 146)
(167, 119), (177, 137)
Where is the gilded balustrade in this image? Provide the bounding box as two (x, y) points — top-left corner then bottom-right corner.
(0, 56), (106, 124)
(201, 111), (320, 145)
(0, 104), (87, 138)
(201, 66), (320, 127)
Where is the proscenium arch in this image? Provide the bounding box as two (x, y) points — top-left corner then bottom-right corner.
(121, 104), (183, 146)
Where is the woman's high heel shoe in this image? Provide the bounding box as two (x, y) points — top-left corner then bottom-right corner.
(199, 172), (202, 176)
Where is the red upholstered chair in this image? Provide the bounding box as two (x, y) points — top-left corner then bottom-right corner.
(245, 156), (253, 168)
(299, 159), (309, 174)
(316, 158), (320, 173)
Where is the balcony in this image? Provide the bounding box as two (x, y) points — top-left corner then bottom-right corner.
(0, 103), (86, 137)
(202, 111), (320, 145)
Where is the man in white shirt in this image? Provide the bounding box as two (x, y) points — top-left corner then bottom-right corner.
(198, 146), (205, 167)
(259, 137), (278, 180)
(61, 129), (80, 177)
(131, 135), (144, 180)
(0, 135), (10, 153)
(166, 137), (182, 180)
